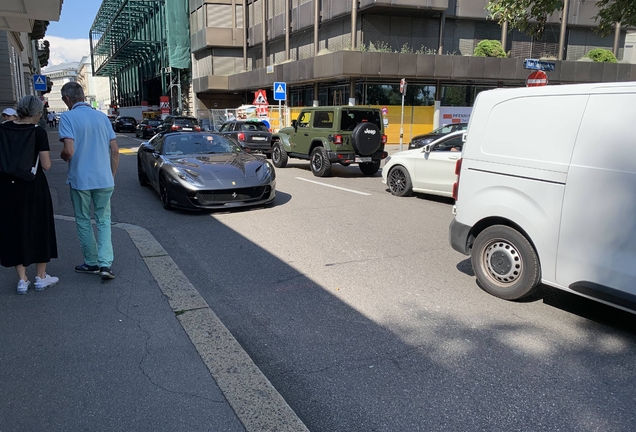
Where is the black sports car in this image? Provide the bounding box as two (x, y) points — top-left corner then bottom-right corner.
(137, 132), (276, 210)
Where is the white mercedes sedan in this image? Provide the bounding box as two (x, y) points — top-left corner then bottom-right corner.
(382, 131), (464, 198)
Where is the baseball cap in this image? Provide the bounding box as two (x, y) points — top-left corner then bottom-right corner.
(2, 108), (17, 116)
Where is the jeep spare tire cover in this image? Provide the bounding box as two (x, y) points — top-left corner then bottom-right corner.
(351, 122), (382, 156)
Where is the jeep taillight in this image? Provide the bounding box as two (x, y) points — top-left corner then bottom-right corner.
(381, 134), (387, 144)
(452, 158), (462, 200)
(238, 132), (245, 141)
(333, 134), (343, 145)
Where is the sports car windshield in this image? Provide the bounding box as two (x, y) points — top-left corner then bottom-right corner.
(163, 134), (242, 155)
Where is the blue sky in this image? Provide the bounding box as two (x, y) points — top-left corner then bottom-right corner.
(47, 0), (103, 39)
(44, 0), (103, 66)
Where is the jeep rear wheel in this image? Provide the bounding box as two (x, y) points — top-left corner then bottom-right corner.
(359, 161), (381, 176)
(351, 122), (382, 156)
(310, 147), (332, 177)
(271, 142), (288, 168)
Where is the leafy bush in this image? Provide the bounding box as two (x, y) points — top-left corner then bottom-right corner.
(585, 48), (617, 63)
(473, 40), (507, 58)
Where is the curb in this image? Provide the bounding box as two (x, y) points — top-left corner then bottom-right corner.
(55, 215), (309, 432)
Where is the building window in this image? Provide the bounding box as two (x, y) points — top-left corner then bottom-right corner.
(9, 46), (24, 101)
(207, 4), (233, 28)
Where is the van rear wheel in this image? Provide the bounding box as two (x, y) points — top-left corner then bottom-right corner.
(471, 225), (540, 300)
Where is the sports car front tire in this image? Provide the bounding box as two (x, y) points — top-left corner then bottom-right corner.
(137, 160), (148, 186)
(159, 175), (173, 210)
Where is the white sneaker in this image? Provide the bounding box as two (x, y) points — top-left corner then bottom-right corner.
(34, 274), (59, 291)
(17, 279), (30, 295)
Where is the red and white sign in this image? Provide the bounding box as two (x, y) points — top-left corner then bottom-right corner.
(400, 78), (407, 94)
(526, 70), (548, 87)
(440, 107), (472, 124)
(253, 89), (268, 118)
(253, 89), (268, 105)
(381, 106), (388, 115)
(159, 96), (170, 114)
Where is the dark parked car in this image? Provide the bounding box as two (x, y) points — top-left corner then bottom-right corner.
(135, 119), (162, 138)
(137, 132), (276, 210)
(408, 122), (468, 149)
(217, 120), (272, 156)
(159, 115), (201, 133)
(113, 116), (138, 133)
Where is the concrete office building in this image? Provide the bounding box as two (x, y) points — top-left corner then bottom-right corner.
(78, 55), (111, 113)
(42, 62), (79, 113)
(190, 0), (636, 114)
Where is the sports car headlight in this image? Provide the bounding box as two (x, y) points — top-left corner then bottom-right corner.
(171, 166), (204, 187)
(256, 162), (274, 181)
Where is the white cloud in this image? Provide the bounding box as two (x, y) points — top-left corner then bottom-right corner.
(43, 36), (91, 67)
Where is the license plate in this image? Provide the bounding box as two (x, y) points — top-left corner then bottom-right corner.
(252, 137), (266, 141)
(182, 127), (192, 131)
(355, 157), (371, 163)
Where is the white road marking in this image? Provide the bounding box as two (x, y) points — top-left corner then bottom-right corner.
(295, 177), (371, 195)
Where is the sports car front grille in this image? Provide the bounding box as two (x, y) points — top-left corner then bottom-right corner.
(194, 186), (269, 205)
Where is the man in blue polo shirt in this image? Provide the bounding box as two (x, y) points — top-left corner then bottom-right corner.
(59, 82), (120, 280)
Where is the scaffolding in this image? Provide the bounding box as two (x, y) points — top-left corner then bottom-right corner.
(89, 0), (190, 112)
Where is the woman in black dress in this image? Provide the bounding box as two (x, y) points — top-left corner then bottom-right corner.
(0, 95), (58, 294)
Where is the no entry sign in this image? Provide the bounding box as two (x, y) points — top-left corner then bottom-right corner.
(526, 70), (548, 87)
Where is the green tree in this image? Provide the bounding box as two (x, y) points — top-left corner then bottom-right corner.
(486, 0), (635, 37)
(585, 48), (618, 63)
(473, 40), (507, 58)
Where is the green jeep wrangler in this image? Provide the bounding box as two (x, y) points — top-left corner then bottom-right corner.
(271, 106), (388, 177)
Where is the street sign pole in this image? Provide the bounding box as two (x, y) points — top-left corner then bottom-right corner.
(399, 78), (407, 152)
(273, 82), (287, 131)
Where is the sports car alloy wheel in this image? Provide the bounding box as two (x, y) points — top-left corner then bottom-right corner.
(159, 176), (172, 210)
(137, 161), (148, 186)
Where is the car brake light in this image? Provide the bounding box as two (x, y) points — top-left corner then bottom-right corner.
(452, 158), (462, 200)
(195, 125), (201, 131)
(381, 134), (387, 144)
(333, 134), (343, 145)
(171, 125), (180, 131)
(238, 132), (245, 141)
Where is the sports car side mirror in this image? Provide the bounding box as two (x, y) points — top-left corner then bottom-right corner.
(141, 144), (155, 152)
(423, 144), (432, 153)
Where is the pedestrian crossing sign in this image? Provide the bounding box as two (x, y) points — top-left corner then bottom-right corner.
(273, 82), (286, 101)
(33, 74), (47, 91)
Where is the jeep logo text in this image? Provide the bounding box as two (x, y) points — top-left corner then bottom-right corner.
(364, 129), (377, 135)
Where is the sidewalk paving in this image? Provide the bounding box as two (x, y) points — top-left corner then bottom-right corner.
(1, 136), (308, 431)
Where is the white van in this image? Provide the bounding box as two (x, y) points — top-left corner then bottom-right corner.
(449, 82), (636, 314)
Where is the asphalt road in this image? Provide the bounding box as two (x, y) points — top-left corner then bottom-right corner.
(48, 132), (636, 432)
